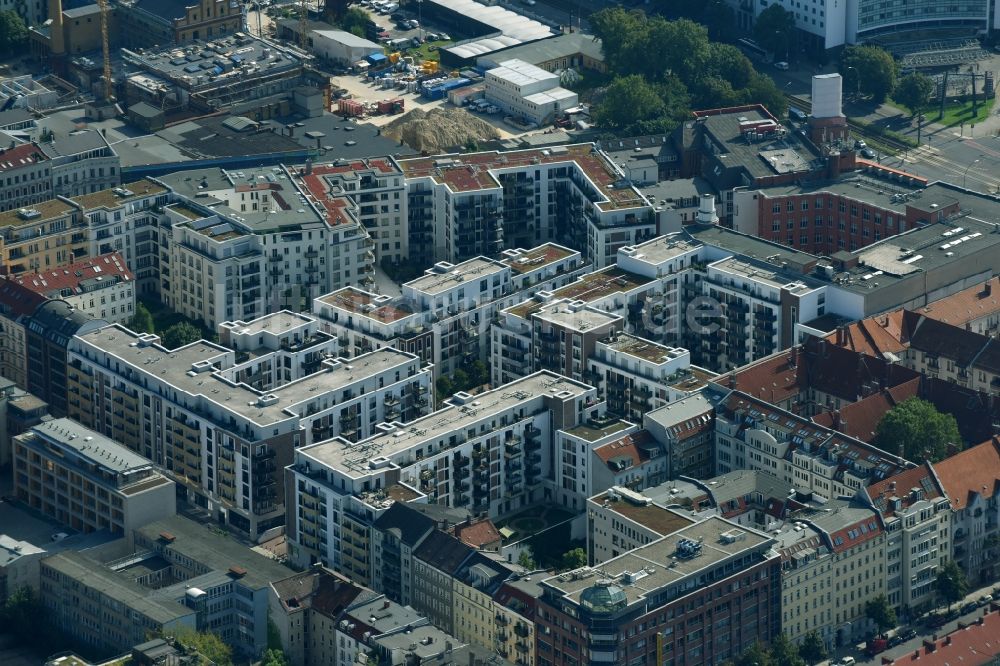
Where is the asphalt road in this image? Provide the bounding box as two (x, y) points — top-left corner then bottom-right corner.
(772, 61), (1000, 195)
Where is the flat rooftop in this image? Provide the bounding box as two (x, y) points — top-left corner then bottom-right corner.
(592, 492), (696, 535)
(223, 311), (314, 337)
(397, 144), (648, 212)
(621, 234), (702, 265)
(543, 516), (773, 607)
(533, 301), (621, 333)
(299, 371), (592, 475)
(562, 418), (633, 443)
(43, 551), (192, 624)
(27, 418), (154, 474)
(554, 266), (654, 302)
(74, 325), (417, 428)
(602, 333), (686, 364)
(0, 198), (75, 229)
(501, 243), (578, 275)
(135, 515), (294, 589)
(404, 257), (508, 296)
(685, 224), (818, 273)
(711, 256), (818, 295)
(73, 180), (168, 210)
(317, 287), (415, 324)
(695, 105), (819, 180)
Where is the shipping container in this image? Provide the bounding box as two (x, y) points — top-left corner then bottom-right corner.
(338, 99), (364, 117)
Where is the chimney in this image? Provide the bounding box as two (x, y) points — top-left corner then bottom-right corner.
(49, 0), (65, 56)
(945, 636), (952, 646)
(983, 281), (993, 298)
(305, 159), (313, 175)
(832, 410), (841, 431)
(923, 638), (936, 653)
(836, 325), (846, 347)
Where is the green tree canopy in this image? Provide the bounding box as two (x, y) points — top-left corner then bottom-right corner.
(864, 594), (898, 635)
(338, 7), (370, 38)
(170, 629), (233, 666)
(262, 648), (290, 666)
(874, 397), (962, 462)
(798, 630), (828, 665)
(517, 549), (536, 569)
(770, 633), (806, 666)
(733, 641), (774, 666)
(935, 560), (969, 609)
(743, 72), (789, 117)
(753, 5), (796, 61)
(161, 321), (202, 350)
(894, 72), (934, 117)
(1, 586), (46, 645)
(128, 301), (155, 334)
(594, 75), (666, 130)
(840, 45), (898, 103)
(560, 547), (587, 571)
(589, 8), (649, 74)
(0, 10), (28, 55)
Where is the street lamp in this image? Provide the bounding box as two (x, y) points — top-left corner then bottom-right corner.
(845, 65), (860, 98)
(962, 158), (982, 190)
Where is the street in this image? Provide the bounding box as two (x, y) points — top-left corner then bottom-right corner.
(772, 59), (1000, 195)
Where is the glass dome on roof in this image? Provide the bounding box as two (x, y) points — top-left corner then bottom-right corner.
(580, 579), (627, 614)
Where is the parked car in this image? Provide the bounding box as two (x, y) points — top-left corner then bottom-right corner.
(774, 61), (789, 70)
(839, 657), (856, 666)
(51, 532), (69, 542)
(978, 594), (993, 606)
(860, 148), (876, 159)
(898, 628), (918, 642)
(961, 601), (978, 615)
(854, 139), (867, 149)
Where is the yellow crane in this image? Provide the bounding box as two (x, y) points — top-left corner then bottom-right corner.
(97, 0), (113, 101)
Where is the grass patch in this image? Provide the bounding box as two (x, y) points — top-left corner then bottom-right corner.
(398, 40), (450, 64)
(933, 97), (995, 128)
(143, 297), (216, 341)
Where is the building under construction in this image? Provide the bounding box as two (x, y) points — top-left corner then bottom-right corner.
(121, 33), (325, 114)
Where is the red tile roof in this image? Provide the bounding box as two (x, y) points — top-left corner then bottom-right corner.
(933, 438), (1000, 511)
(9, 252), (132, 298)
(917, 278), (1000, 329)
(0, 142), (47, 172)
(0, 278), (47, 318)
(866, 463), (943, 518)
(811, 377), (921, 443)
(886, 609), (1000, 666)
(593, 430), (657, 470)
(825, 310), (908, 357)
(453, 518), (502, 550)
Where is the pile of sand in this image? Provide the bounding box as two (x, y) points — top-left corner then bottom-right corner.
(382, 107), (500, 152)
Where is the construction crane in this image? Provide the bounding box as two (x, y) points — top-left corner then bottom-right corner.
(97, 0), (113, 101)
(299, 0), (309, 51)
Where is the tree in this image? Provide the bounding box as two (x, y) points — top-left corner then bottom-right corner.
(0, 10), (28, 55)
(733, 642), (774, 666)
(467, 360), (489, 389)
(753, 5), (796, 61)
(324, 0), (351, 23)
(894, 72), (934, 118)
(770, 634), (806, 666)
(170, 629), (233, 666)
(864, 594), (897, 635)
(262, 649), (290, 666)
(936, 560), (969, 610)
(874, 397), (962, 463)
(436, 375), (454, 399)
(517, 549), (536, 569)
(743, 72), (789, 117)
(452, 368), (470, 392)
(648, 18), (711, 84)
(560, 547), (587, 571)
(1, 586), (46, 645)
(338, 7), (370, 38)
(594, 75), (665, 130)
(706, 43), (755, 91)
(840, 45), (898, 103)
(798, 630), (828, 665)
(128, 302), (155, 334)
(589, 8), (649, 74)
(160, 321), (202, 349)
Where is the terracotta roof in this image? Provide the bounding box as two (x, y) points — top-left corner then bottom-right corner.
(453, 518), (502, 550)
(933, 438), (1000, 511)
(886, 609), (1000, 666)
(9, 252), (133, 298)
(0, 142), (47, 172)
(917, 278), (1000, 328)
(811, 377), (921, 443)
(0, 278), (47, 318)
(825, 311), (907, 357)
(593, 430), (658, 471)
(866, 463), (943, 518)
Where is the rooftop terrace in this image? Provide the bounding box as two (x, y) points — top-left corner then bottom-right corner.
(501, 243), (578, 274)
(603, 333), (686, 364)
(317, 287), (414, 324)
(73, 180), (167, 210)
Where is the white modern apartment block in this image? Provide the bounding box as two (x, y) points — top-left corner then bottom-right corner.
(157, 166), (375, 330)
(314, 244), (586, 376)
(286, 371), (602, 569)
(484, 59), (579, 126)
(397, 144), (655, 268)
(554, 417), (639, 510)
(586, 333), (712, 424)
(74, 181), (170, 296)
(66, 321), (432, 539)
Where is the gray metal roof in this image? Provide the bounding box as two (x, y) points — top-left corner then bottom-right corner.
(28, 417), (154, 474)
